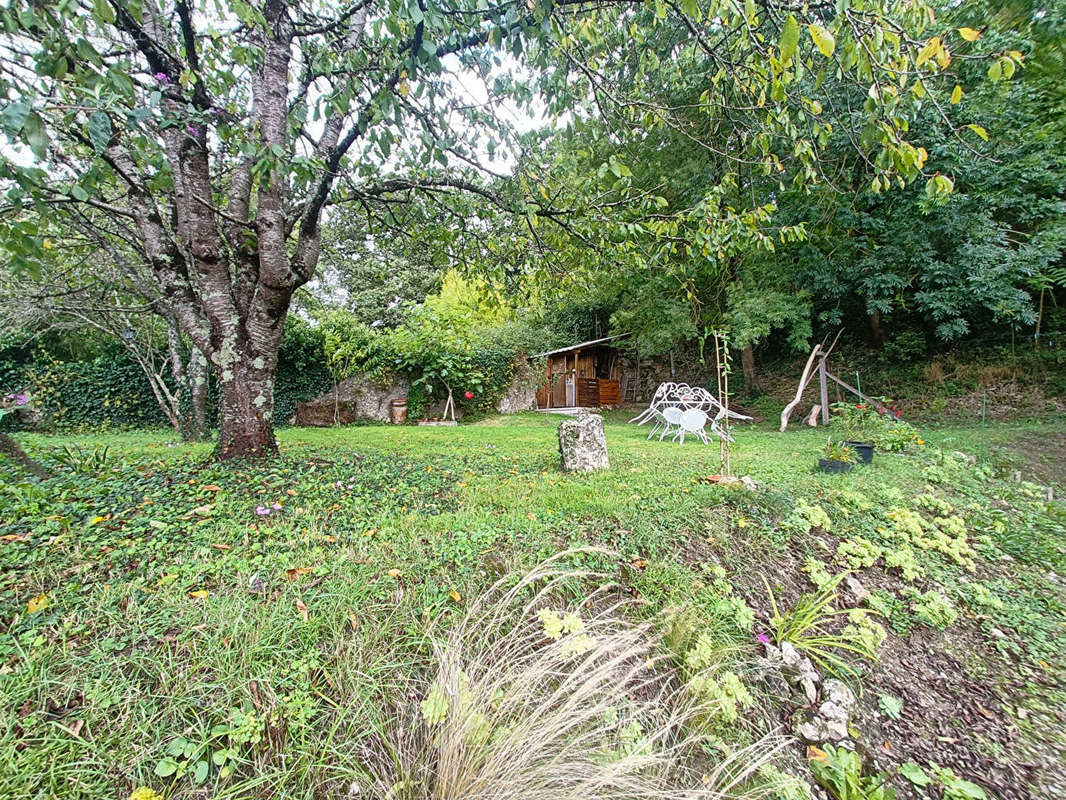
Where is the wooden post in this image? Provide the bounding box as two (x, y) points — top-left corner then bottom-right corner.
(818, 358), (829, 426)
(634, 342), (641, 402)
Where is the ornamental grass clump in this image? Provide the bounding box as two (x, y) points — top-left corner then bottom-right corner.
(358, 550), (785, 800)
(762, 572), (883, 683)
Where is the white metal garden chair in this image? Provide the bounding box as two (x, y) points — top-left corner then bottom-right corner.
(673, 407), (711, 445)
(658, 406), (685, 441)
(632, 381), (751, 444)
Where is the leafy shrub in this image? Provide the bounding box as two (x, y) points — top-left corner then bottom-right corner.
(316, 271), (546, 420)
(275, 318), (333, 424)
(903, 589), (958, 630)
(835, 537), (881, 570)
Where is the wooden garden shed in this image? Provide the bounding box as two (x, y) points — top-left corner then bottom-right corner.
(532, 334), (630, 410)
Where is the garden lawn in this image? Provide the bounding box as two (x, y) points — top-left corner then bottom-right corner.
(1, 413), (1064, 799)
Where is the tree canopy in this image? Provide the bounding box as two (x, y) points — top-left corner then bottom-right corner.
(0, 0), (1040, 454)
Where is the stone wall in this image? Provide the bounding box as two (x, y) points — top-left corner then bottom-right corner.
(293, 374), (409, 425)
(292, 363), (537, 426)
(619, 343), (718, 403)
(496, 358), (538, 413)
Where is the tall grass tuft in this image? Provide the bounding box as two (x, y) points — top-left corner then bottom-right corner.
(355, 550), (785, 799)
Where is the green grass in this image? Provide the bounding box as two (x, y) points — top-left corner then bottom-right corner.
(1, 414), (1064, 798)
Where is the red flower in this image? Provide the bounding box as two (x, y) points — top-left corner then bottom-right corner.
(464, 391), (474, 399)
(856, 404), (867, 410)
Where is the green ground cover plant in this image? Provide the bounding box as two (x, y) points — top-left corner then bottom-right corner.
(0, 415), (1063, 798)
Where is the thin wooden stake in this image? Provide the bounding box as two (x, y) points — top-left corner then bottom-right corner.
(818, 357), (829, 426)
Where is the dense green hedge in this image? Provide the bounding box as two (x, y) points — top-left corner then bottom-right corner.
(0, 321), (333, 433)
(274, 319), (333, 423)
(0, 341), (172, 432)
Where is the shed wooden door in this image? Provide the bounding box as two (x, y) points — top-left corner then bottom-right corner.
(552, 372), (567, 407)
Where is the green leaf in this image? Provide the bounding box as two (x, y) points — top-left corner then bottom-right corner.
(808, 24), (835, 58)
(966, 123), (988, 141)
(899, 762), (931, 786)
(92, 0), (116, 24)
(948, 779), (987, 799)
(86, 111), (112, 154)
(987, 60), (1002, 81)
(193, 759), (209, 784)
(154, 758), (179, 777)
(70, 185), (89, 202)
(1, 101), (30, 134)
(780, 14), (799, 65)
(22, 112), (48, 159)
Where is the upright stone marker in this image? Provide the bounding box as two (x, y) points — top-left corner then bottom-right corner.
(558, 411), (609, 472)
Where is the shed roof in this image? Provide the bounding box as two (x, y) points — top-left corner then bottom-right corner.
(530, 333), (631, 359)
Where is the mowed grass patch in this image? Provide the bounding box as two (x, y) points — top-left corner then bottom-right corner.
(1, 415), (1064, 798)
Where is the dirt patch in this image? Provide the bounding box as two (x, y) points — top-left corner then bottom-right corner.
(1004, 431), (1066, 489)
(856, 625), (1043, 799)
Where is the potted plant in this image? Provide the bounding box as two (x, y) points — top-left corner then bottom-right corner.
(818, 438), (858, 473)
(829, 402), (878, 464)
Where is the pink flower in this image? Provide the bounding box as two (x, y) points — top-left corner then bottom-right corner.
(255, 506), (270, 516)
(756, 632), (771, 644)
(464, 391), (474, 399)
(271, 502), (282, 511)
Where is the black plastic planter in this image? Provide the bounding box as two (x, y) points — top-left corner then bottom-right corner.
(818, 458), (854, 474)
(843, 441), (875, 464)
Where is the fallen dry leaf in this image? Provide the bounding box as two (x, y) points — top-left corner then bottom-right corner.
(188, 589), (209, 599)
(295, 598), (309, 622)
(347, 608), (360, 631)
(448, 589), (462, 602)
(806, 745), (828, 762)
(630, 558), (648, 570)
(210, 543), (233, 551)
(26, 593), (49, 613)
(386, 568), (401, 578)
(286, 567), (313, 581)
(201, 484), (221, 492)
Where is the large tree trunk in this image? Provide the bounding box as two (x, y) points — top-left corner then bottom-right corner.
(869, 310), (885, 349)
(216, 351), (280, 459)
(740, 344), (759, 392)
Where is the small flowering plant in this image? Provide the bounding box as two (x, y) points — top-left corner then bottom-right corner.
(254, 501), (284, 518)
(0, 392), (30, 422)
(823, 438), (858, 464)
